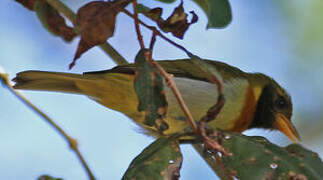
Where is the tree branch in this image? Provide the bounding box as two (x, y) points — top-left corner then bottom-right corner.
(0, 71), (96, 180)
(144, 51), (198, 133)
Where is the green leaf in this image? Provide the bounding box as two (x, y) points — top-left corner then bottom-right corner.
(154, 0), (177, 3)
(192, 0), (232, 28)
(37, 175), (63, 180)
(195, 132), (323, 179)
(134, 49), (169, 132)
(122, 137), (182, 180)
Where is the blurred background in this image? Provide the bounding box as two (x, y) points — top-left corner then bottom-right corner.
(0, 0), (322, 179)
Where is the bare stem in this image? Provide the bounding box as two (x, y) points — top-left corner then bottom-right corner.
(125, 9), (230, 177)
(0, 72), (96, 180)
(122, 10), (191, 55)
(144, 52), (198, 133)
(149, 31), (157, 53)
(45, 0), (128, 66)
(132, 1), (145, 49)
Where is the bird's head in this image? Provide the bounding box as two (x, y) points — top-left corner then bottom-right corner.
(249, 74), (300, 142)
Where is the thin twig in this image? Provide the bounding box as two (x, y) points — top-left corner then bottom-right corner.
(123, 9), (191, 55)
(42, 0), (226, 178)
(134, 4), (198, 133)
(0, 72), (96, 180)
(149, 31), (157, 53)
(199, 122), (231, 156)
(125, 8), (230, 175)
(131, 1), (197, 132)
(45, 0), (128, 66)
(143, 52), (198, 133)
(132, 1), (145, 49)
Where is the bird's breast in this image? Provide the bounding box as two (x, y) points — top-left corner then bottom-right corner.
(163, 77), (255, 135)
(82, 73), (256, 136)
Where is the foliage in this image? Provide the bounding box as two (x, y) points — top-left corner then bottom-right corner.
(199, 132), (323, 179)
(123, 137), (182, 180)
(134, 49), (168, 132)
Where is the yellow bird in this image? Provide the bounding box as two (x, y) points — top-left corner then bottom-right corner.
(13, 59), (300, 142)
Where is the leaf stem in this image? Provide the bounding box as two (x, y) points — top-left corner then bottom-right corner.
(45, 0), (128, 66)
(0, 72), (96, 180)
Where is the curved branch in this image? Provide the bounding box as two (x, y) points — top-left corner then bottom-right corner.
(0, 71), (96, 180)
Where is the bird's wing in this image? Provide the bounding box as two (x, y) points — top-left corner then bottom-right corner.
(85, 59), (246, 82)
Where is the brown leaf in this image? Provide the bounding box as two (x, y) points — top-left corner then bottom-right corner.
(70, 0), (132, 69)
(42, 3), (76, 42)
(158, 1), (198, 39)
(16, 0), (76, 41)
(137, 1), (198, 39)
(140, 7), (163, 22)
(33, 0), (76, 42)
(15, 0), (36, 10)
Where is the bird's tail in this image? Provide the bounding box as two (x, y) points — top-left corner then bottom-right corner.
(13, 71), (85, 94)
(13, 70), (138, 115)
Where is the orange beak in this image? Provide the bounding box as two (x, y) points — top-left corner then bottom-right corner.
(273, 113), (301, 143)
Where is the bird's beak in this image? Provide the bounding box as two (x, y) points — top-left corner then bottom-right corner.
(273, 113), (301, 143)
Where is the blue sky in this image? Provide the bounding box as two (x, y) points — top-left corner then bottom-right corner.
(1, 0), (322, 179)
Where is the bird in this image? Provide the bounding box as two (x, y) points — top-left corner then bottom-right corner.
(12, 59), (300, 142)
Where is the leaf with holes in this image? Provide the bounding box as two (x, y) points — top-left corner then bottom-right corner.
(136, 2), (198, 39)
(134, 49), (168, 132)
(150, 0), (231, 28)
(122, 137), (182, 180)
(195, 132), (323, 180)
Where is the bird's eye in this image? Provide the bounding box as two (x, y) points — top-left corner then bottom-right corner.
(276, 96), (287, 109)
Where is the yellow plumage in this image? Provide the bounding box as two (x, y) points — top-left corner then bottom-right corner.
(13, 60), (270, 136)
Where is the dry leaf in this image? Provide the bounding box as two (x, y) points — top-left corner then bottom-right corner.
(158, 1), (198, 39)
(136, 1), (198, 39)
(15, 0), (36, 10)
(70, 0), (133, 69)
